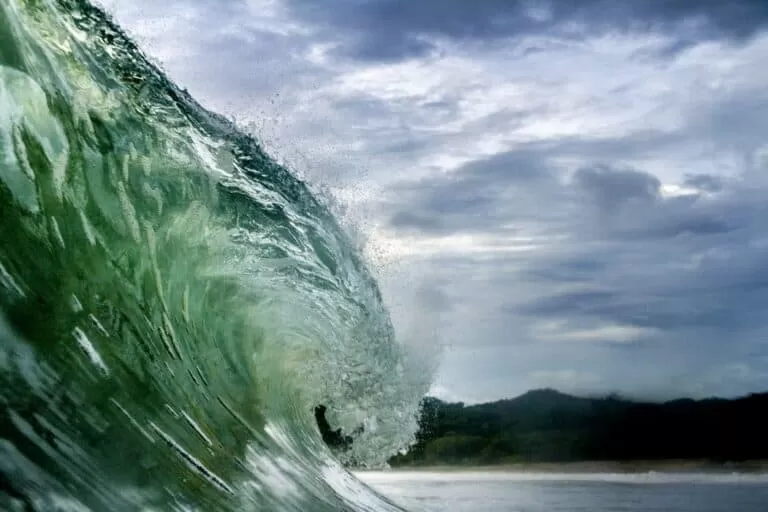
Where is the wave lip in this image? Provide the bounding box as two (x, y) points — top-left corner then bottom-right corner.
(0, 0), (426, 509)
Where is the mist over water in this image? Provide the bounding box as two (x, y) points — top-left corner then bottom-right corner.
(0, 0), (434, 509)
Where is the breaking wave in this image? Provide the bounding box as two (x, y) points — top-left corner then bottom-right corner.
(0, 0), (429, 509)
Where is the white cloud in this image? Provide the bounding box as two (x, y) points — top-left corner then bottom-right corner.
(534, 320), (657, 344)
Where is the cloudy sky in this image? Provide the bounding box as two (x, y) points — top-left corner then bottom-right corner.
(102, 0), (768, 403)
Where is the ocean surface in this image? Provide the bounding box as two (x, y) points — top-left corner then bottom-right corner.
(357, 471), (768, 512)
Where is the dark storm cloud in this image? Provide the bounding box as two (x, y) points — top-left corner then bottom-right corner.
(381, 131), (684, 238)
(385, 148), (768, 371)
(515, 173), (768, 340)
(522, 246), (768, 333)
(573, 167), (740, 240)
(684, 173), (725, 193)
(383, 115), (754, 240)
(285, 0), (768, 61)
(386, 149), (569, 234)
(384, 153), (657, 238)
(520, 284), (734, 331)
(574, 166), (661, 213)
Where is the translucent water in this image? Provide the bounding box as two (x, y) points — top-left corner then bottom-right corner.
(0, 1), (429, 509)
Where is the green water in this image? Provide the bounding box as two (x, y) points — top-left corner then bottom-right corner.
(0, 1), (427, 510)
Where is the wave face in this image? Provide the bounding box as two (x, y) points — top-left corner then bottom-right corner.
(0, 1), (427, 509)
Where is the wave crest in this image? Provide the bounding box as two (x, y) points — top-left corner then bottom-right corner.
(0, 0), (428, 509)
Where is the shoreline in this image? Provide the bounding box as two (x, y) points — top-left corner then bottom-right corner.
(375, 460), (768, 474)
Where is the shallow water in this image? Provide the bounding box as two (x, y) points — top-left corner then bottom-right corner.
(357, 471), (768, 512)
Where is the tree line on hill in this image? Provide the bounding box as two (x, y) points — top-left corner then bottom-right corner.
(386, 389), (768, 466)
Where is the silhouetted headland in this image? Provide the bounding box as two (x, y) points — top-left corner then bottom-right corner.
(384, 389), (768, 470)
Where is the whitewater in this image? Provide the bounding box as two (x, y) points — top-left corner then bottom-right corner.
(0, 0), (430, 510)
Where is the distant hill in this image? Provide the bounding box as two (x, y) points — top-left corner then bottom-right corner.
(388, 389), (768, 466)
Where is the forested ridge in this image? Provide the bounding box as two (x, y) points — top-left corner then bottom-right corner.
(388, 389), (768, 466)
